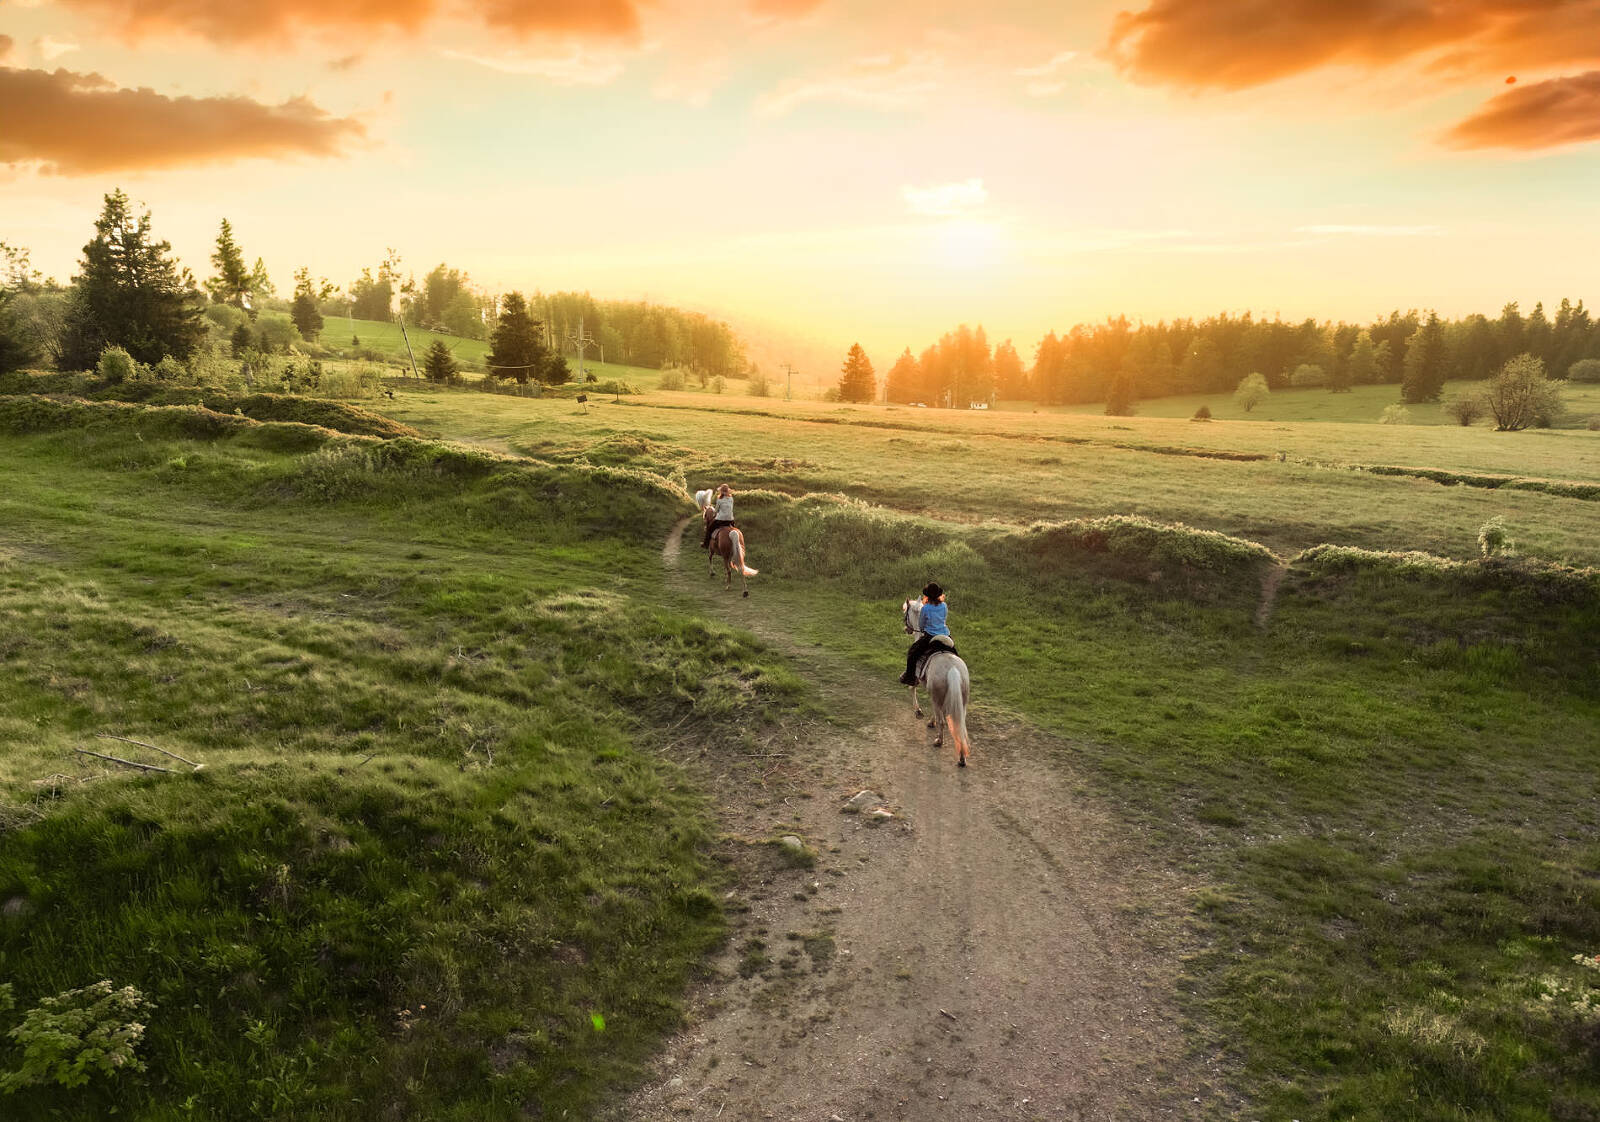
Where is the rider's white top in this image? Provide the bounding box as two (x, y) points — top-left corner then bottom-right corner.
(714, 496), (734, 520)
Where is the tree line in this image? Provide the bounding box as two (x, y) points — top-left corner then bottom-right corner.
(0, 191), (750, 383)
(874, 305), (1600, 408)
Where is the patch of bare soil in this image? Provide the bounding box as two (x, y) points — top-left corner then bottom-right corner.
(616, 519), (1227, 1121)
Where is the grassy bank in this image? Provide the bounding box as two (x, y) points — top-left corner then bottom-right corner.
(0, 404), (806, 1119)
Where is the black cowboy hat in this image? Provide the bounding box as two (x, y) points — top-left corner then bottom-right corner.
(922, 581), (944, 601)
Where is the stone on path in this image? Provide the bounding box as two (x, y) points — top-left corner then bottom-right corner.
(841, 790), (883, 814)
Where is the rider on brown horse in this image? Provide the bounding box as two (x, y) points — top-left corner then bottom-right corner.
(702, 484), (736, 550)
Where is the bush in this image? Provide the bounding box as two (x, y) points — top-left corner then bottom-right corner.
(151, 356), (188, 383)
(747, 369), (771, 397)
(0, 980), (151, 1092)
(96, 346), (138, 385)
(657, 368), (686, 391)
(1192, 404), (1212, 421)
(1485, 354), (1564, 431)
(711, 375), (726, 394)
(1380, 404), (1411, 425)
(1567, 358), (1600, 383)
(1234, 372), (1269, 412)
(1443, 395), (1486, 426)
(1478, 516), (1512, 559)
(1289, 363), (1326, 388)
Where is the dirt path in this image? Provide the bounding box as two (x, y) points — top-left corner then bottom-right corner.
(616, 519), (1221, 1122)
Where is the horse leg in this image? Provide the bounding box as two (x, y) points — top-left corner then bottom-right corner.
(909, 684), (923, 720)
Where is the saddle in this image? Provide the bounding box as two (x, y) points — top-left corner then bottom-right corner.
(708, 523), (737, 552)
(914, 635), (958, 681)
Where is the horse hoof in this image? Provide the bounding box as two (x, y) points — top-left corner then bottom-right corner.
(742, 590), (749, 598)
(958, 756), (966, 768)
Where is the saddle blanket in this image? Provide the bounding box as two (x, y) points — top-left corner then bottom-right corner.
(915, 636), (958, 681)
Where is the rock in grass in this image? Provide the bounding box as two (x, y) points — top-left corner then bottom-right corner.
(778, 835), (805, 852)
(842, 790), (883, 814)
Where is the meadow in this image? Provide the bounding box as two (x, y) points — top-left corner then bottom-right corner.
(1, 368), (1596, 1120)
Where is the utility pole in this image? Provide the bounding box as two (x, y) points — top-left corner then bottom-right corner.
(568, 316), (597, 381)
(397, 314), (421, 383)
(781, 362), (798, 401)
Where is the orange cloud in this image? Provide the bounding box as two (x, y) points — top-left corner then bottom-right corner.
(1443, 70), (1600, 149)
(0, 65), (365, 174)
(52, 0), (641, 44)
(1105, 0), (1600, 91)
(747, 0), (826, 19)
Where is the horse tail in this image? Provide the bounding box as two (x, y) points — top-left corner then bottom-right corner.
(731, 530), (758, 576)
(944, 664), (970, 766)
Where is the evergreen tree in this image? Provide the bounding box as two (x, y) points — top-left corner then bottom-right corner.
(1400, 312), (1448, 403)
(885, 348), (920, 403)
(206, 219), (252, 310)
(487, 292), (563, 385)
(1104, 366), (1136, 416)
(248, 258), (275, 303)
(837, 343), (876, 402)
(992, 339), (1027, 398)
(423, 339), (458, 383)
(290, 267), (325, 340)
(61, 189), (204, 370)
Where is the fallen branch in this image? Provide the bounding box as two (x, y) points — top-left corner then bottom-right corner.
(74, 748), (174, 774)
(97, 733), (200, 769)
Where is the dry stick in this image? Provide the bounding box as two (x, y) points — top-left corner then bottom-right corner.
(97, 733), (199, 769)
(74, 748), (174, 774)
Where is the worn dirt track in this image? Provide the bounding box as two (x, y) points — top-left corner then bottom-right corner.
(616, 519), (1222, 1122)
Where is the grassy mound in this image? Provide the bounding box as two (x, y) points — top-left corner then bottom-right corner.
(1365, 464), (1600, 501)
(0, 418), (807, 1119)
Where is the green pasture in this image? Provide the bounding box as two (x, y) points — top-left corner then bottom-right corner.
(0, 401), (806, 1120)
(1, 370), (1597, 1120)
(1009, 378), (1600, 427)
(377, 389), (1600, 567)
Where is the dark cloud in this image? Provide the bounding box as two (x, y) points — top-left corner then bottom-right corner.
(0, 65), (365, 174)
(1443, 70), (1600, 148)
(1105, 0), (1600, 91)
(54, 0), (642, 44)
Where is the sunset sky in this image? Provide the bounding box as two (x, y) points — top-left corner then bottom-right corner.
(4, 0), (1600, 369)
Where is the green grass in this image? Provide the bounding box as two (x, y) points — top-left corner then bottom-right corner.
(0, 406), (808, 1119)
(375, 387), (1600, 567)
(1013, 378), (1600, 427)
(5, 374), (1599, 1120)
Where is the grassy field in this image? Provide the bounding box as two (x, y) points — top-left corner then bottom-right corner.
(2, 369), (1597, 1120)
(1011, 378), (1600, 427)
(377, 389), (1600, 567)
(0, 398), (807, 1119)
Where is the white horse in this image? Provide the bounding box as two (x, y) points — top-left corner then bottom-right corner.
(695, 490), (757, 597)
(901, 598), (972, 767)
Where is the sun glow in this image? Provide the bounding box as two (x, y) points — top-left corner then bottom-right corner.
(930, 218), (1006, 271)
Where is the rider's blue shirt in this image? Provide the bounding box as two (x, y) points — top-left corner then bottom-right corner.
(920, 600), (949, 637)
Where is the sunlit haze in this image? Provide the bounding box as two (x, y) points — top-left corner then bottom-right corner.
(6, 0), (1600, 367)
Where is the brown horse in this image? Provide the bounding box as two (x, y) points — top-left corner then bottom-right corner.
(698, 495), (757, 597)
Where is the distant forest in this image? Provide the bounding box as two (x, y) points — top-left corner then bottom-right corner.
(885, 302), (1600, 407)
(344, 261), (746, 377)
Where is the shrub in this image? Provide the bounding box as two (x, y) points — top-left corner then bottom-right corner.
(1192, 404), (1212, 421)
(1567, 358), (1600, 383)
(821, 386), (841, 402)
(0, 980), (151, 1092)
(711, 375), (726, 394)
(1485, 354), (1563, 431)
(151, 355), (188, 383)
(657, 368), (686, 391)
(1380, 404), (1411, 425)
(1289, 363), (1326, 388)
(1478, 516), (1512, 559)
(747, 369), (771, 397)
(96, 346), (138, 385)
(1443, 395), (1486, 426)
(1234, 372), (1269, 412)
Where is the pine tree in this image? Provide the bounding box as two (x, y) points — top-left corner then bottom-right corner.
(206, 219), (252, 310)
(290, 267), (324, 340)
(1400, 312), (1448, 403)
(992, 339), (1027, 398)
(837, 343), (876, 402)
(1104, 365), (1136, 416)
(61, 190), (204, 370)
(423, 339), (458, 383)
(884, 348), (919, 403)
(487, 292), (563, 385)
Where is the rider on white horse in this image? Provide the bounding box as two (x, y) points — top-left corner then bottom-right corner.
(900, 581), (952, 685)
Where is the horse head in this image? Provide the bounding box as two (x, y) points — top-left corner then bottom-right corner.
(902, 598), (921, 635)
